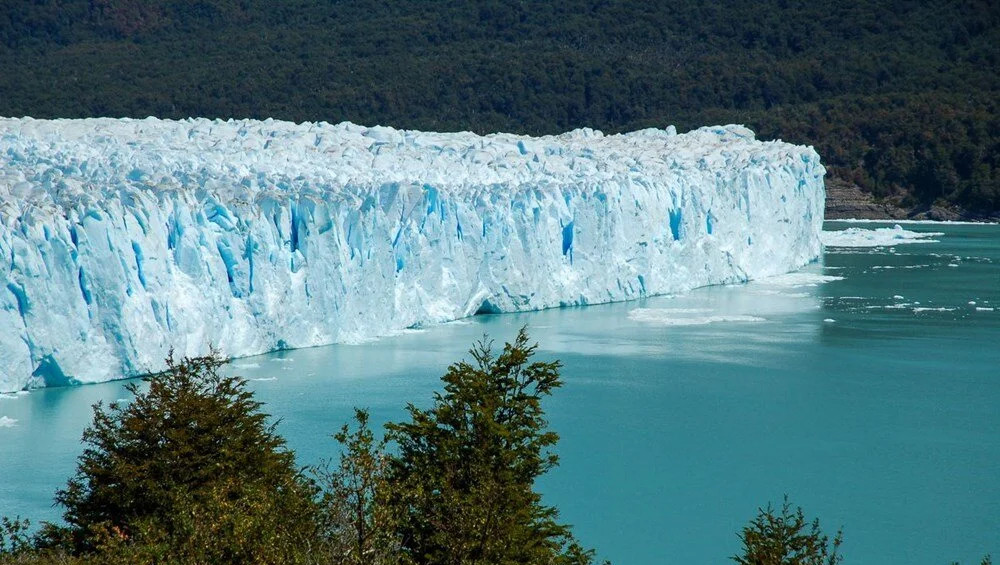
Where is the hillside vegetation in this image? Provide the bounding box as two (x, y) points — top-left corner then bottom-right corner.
(1, 0), (997, 213)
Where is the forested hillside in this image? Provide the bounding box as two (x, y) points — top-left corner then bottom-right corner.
(1, 0), (997, 214)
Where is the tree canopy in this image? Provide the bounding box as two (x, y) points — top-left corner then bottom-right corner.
(47, 351), (319, 564)
(383, 329), (593, 564)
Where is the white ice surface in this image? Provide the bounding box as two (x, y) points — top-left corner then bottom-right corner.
(758, 272), (844, 287)
(821, 225), (942, 247)
(0, 117), (824, 391)
(627, 308), (766, 326)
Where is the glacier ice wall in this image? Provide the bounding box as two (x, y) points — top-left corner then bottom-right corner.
(0, 117), (824, 392)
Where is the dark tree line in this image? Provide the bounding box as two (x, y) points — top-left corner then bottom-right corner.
(1, 0), (997, 213)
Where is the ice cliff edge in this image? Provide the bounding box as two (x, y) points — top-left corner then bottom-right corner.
(0, 117), (824, 391)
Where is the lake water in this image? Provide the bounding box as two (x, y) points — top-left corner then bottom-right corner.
(1, 221), (998, 564)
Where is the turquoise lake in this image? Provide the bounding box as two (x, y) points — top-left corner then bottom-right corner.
(1, 221), (998, 563)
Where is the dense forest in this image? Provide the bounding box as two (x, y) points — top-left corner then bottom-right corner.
(1, 0), (997, 214)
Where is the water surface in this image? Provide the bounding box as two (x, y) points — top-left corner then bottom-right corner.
(1, 221), (998, 564)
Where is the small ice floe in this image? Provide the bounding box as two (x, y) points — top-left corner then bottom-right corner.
(969, 301), (977, 305)
(947, 263), (959, 267)
(0, 416), (17, 428)
(820, 225), (942, 247)
(976, 307), (995, 312)
(823, 318), (836, 323)
(760, 272), (844, 287)
(251, 377), (278, 382)
(868, 302), (915, 310)
(271, 358), (293, 363)
(233, 362), (260, 369)
(893, 295), (905, 299)
(752, 289), (809, 298)
(629, 308), (765, 326)
(912, 307), (955, 313)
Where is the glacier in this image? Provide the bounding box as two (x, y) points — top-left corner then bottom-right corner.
(0, 117), (824, 392)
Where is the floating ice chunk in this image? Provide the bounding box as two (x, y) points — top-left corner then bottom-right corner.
(823, 318), (836, 323)
(976, 307), (995, 312)
(759, 273), (844, 287)
(233, 362), (261, 369)
(0, 416), (17, 428)
(821, 225), (942, 247)
(628, 308), (766, 326)
(893, 295), (905, 299)
(251, 377), (278, 382)
(912, 307), (955, 313)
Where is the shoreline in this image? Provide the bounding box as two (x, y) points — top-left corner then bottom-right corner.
(827, 218), (999, 225)
(824, 178), (999, 224)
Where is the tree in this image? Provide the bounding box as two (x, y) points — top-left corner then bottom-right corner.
(0, 517), (32, 557)
(382, 328), (598, 565)
(732, 496), (843, 565)
(314, 408), (398, 565)
(950, 556), (993, 565)
(48, 350), (319, 564)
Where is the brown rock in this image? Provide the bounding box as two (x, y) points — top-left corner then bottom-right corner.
(823, 178), (908, 220)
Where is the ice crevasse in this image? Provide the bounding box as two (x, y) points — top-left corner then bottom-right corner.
(0, 117), (824, 392)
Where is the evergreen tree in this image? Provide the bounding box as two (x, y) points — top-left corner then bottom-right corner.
(47, 351), (319, 564)
(732, 496), (843, 565)
(383, 328), (598, 565)
(314, 408), (398, 565)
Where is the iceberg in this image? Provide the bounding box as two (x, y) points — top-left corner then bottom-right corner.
(820, 225), (942, 247)
(0, 117), (824, 392)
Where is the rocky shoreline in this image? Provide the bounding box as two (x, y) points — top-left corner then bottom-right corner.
(824, 178), (999, 222)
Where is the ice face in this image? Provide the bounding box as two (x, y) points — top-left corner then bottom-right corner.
(0, 117), (825, 391)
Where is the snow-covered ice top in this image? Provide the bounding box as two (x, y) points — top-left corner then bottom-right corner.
(0, 117), (825, 391)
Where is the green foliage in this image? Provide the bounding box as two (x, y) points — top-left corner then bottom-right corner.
(313, 408), (398, 565)
(0, 517), (32, 557)
(0, 0), (997, 213)
(47, 350), (319, 564)
(732, 496), (843, 565)
(382, 328), (597, 564)
(950, 556), (993, 565)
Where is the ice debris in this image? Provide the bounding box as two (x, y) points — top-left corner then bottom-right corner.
(821, 225), (942, 247)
